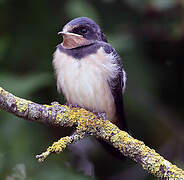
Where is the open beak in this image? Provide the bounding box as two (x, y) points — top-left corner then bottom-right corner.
(58, 31), (92, 49)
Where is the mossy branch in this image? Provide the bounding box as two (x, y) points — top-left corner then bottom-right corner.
(0, 87), (183, 179)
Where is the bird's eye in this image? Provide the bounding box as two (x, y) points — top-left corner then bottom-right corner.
(80, 27), (88, 34)
(72, 27), (88, 35)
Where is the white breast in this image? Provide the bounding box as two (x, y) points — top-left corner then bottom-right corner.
(53, 47), (120, 121)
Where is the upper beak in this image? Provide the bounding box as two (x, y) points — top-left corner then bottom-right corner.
(58, 31), (92, 49)
(58, 31), (81, 36)
(58, 31), (64, 35)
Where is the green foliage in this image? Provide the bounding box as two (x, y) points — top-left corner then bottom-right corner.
(65, 0), (99, 23)
(0, 73), (52, 97)
(0, 37), (10, 61)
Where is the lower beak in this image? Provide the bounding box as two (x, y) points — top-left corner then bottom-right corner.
(58, 31), (92, 49)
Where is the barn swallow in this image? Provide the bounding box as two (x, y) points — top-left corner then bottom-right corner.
(53, 17), (127, 158)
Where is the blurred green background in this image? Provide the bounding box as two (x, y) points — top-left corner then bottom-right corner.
(0, 0), (184, 179)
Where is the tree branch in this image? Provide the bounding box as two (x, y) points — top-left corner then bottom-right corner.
(0, 87), (183, 179)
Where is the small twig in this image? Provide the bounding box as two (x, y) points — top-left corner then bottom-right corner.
(36, 131), (86, 162)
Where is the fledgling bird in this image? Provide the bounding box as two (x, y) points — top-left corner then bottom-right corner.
(53, 17), (127, 158)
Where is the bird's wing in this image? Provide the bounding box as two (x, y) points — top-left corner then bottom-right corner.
(102, 43), (127, 130)
(97, 42), (128, 160)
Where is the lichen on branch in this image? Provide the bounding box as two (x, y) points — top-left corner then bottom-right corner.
(0, 87), (184, 179)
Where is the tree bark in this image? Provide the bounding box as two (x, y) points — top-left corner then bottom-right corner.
(0, 87), (183, 179)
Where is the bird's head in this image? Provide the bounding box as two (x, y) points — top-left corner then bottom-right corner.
(58, 17), (107, 49)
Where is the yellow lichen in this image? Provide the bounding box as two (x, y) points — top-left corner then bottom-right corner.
(15, 97), (32, 112)
(37, 136), (71, 162)
(0, 88), (7, 96)
(56, 111), (68, 123)
(49, 136), (71, 153)
(1, 86), (184, 178)
(55, 113), (63, 123)
(111, 131), (129, 143)
(43, 104), (52, 108)
(48, 110), (52, 115)
(36, 106), (184, 177)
